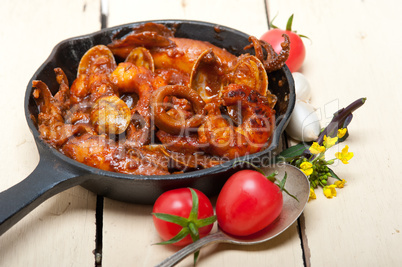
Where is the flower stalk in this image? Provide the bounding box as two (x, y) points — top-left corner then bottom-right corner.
(277, 97), (366, 200)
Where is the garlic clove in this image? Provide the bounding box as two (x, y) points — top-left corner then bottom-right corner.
(286, 100), (321, 142)
(292, 72), (312, 102)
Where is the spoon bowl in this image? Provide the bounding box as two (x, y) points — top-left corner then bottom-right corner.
(156, 163), (310, 266)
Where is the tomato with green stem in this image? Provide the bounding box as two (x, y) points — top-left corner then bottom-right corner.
(260, 14), (308, 72)
(216, 166), (294, 237)
(152, 188), (216, 246)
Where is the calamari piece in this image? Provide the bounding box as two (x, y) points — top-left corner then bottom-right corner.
(151, 85), (206, 135)
(198, 84), (275, 159)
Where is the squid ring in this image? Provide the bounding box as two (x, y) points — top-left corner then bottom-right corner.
(151, 85), (206, 134)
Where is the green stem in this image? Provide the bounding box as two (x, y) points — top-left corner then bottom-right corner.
(311, 152), (325, 163)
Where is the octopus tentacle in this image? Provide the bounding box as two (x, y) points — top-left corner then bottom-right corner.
(246, 34), (290, 73)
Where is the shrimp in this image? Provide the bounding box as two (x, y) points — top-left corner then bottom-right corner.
(110, 62), (166, 147)
(198, 84), (275, 159)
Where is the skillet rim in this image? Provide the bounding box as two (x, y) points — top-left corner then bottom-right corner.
(24, 19), (295, 182)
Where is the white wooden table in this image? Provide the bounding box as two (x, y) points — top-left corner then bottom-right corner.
(1, 0), (401, 266)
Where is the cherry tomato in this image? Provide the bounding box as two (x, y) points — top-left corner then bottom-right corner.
(260, 14), (306, 72)
(152, 188), (216, 246)
(216, 170), (283, 236)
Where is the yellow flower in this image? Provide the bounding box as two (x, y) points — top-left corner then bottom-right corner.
(308, 187), (316, 202)
(323, 185), (337, 198)
(334, 179), (347, 188)
(300, 161), (313, 176)
(335, 145), (354, 164)
(323, 135), (338, 149)
(309, 142), (326, 155)
(337, 128), (347, 138)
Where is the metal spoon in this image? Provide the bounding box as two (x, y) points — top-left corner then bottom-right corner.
(155, 163), (310, 267)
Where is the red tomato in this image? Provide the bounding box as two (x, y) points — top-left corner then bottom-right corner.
(152, 188), (215, 246)
(260, 15), (306, 72)
(216, 170), (283, 236)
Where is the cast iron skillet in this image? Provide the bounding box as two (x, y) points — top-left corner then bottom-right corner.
(0, 20), (295, 236)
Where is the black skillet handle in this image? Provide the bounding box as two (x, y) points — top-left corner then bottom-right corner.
(0, 152), (88, 236)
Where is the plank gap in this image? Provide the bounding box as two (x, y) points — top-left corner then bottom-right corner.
(265, 1), (310, 264)
(264, 0), (271, 30)
(101, 0), (109, 29)
(297, 213), (311, 267)
(95, 196), (104, 267)
(282, 131), (311, 267)
(95, 2), (107, 265)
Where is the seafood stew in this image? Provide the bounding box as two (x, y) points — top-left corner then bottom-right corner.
(32, 23), (289, 175)
(20, 20), (294, 204)
(30, 22), (291, 176)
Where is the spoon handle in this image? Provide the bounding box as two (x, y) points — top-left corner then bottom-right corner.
(155, 231), (228, 267)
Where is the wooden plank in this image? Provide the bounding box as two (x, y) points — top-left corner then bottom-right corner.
(267, 0), (402, 266)
(107, 0), (269, 38)
(0, 0), (101, 266)
(102, 0), (305, 266)
(102, 198), (303, 267)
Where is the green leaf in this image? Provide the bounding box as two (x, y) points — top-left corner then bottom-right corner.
(266, 171), (278, 183)
(188, 222), (201, 265)
(286, 14), (294, 31)
(188, 222), (199, 241)
(152, 213), (189, 227)
(278, 172), (287, 190)
(154, 227), (190, 245)
(269, 13), (279, 29)
(154, 187), (217, 265)
(196, 215), (217, 228)
(277, 172), (299, 202)
(193, 250), (200, 266)
(278, 143), (310, 159)
(188, 188), (199, 221)
(298, 34), (310, 39)
(328, 168), (342, 181)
